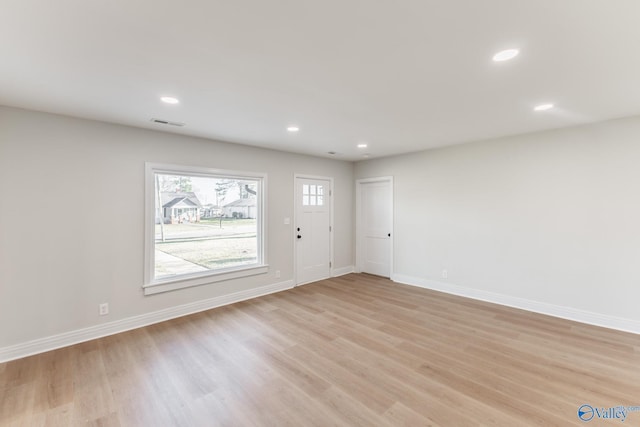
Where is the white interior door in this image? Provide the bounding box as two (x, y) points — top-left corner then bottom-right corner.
(296, 177), (331, 285)
(358, 178), (392, 277)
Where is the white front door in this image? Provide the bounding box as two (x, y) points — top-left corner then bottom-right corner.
(296, 177), (332, 285)
(357, 178), (393, 277)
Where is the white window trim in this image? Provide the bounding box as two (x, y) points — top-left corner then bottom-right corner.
(144, 162), (268, 295)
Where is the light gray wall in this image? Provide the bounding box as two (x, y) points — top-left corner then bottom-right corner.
(4, 104), (639, 350)
(0, 106), (354, 348)
(355, 116), (640, 324)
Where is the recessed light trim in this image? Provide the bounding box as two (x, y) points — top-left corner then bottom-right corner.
(534, 103), (554, 111)
(160, 96), (180, 104)
(357, 143), (368, 148)
(287, 126), (299, 132)
(492, 49), (519, 62)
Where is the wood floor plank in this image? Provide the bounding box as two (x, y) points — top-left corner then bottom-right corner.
(2, 273), (640, 426)
(383, 402), (441, 427)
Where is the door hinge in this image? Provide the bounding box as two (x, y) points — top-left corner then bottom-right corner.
(329, 261), (332, 268)
(329, 226), (332, 232)
(329, 189), (332, 196)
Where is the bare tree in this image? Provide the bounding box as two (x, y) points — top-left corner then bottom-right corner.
(215, 179), (234, 228)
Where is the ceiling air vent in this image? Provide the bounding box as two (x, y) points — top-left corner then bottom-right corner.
(150, 118), (185, 127)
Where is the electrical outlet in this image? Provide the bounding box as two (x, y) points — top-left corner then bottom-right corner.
(441, 269), (448, 279)
(99, 303), (109, 316)
(275, 270), (281, 278)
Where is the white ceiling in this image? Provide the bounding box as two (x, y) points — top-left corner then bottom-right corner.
(2, 1), (640, 161)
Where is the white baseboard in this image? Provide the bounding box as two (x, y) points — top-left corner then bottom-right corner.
(392, 274), (640, 335)
(0, 280), (294, 363)
(332, 265), (354, 277)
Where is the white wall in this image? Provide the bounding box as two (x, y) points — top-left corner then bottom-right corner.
(0, 106), (354, 354)
(3, 104), (639, 359)
(356, 116), (640, 331)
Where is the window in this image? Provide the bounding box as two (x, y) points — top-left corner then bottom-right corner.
(144, 163), (267, 295)
(302, 184), (324, 206)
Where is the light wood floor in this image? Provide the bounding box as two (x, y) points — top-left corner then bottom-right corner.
(2, 274), (640, 426)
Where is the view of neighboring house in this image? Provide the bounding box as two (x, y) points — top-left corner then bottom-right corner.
(201, 204), (221, 219)
(223, 197), (257, 219)
(159, 192), (203, 224)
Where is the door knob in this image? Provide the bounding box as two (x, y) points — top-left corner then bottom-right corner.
(388, 233), (391, 237)
(297, 234), (302, 239)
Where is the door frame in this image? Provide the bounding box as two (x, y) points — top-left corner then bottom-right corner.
(356, 176), (394, 277)
(293, 174), (334, 286)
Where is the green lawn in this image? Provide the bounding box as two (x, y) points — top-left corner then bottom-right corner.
(155, 218), (258, 270)
(156, 236), (257, 269)
(199, 217), (255, 227)
(155, 218), (256, 237)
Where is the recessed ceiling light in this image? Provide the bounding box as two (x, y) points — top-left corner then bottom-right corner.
(287, 126), (299, 132)
(534, 103), (554, 111)
(492, 49), (519, 62)
(160, 96), (180, 104)
(357, 143), (368, 148)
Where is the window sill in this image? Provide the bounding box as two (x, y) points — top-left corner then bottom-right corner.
(143, 264), (269, 295)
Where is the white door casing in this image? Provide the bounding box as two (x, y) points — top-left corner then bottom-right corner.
(295, 176), (332, 285)
(357, 177), (393, 278)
